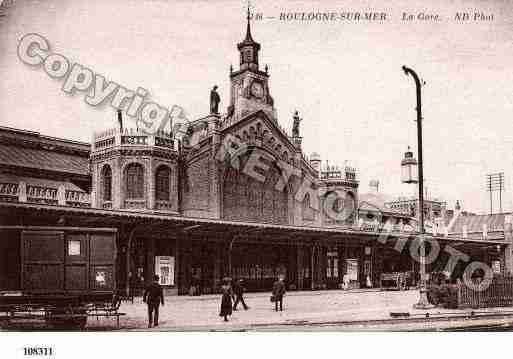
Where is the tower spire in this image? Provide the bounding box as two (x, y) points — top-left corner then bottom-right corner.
(244, 2), (255, 43)
(237, 1), (260, 71)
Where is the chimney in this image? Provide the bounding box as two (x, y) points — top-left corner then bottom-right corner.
(369, 179), (380, 193)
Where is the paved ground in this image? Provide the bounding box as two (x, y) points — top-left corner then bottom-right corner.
(4, 289), (513, 331)
(81, 289), (513, 331)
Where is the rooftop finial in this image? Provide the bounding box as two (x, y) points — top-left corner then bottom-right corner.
(245, 1), (253, 42)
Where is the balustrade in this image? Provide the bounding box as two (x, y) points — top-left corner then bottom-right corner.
(26, 185), (58, 204)
(155, 200), (172, 210)
(93, 127), (176, 150)
(124, 199), (146, 210)
(0, 182), (19, 197)
(0, 181), (91, 207)
(65, 190), (91, 207)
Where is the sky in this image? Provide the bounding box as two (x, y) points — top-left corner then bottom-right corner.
(0, 0), (512, 214)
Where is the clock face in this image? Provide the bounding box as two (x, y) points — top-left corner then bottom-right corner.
(251, 82), (264, 98)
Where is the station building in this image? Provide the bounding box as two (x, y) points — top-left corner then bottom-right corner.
(1, 18), (511, 296)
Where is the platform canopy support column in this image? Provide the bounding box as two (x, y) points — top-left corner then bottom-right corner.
(504, 216), (513, 275)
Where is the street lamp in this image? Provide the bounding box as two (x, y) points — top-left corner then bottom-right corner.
(401, 147), (418, 184)
(402, 65), (433, 309)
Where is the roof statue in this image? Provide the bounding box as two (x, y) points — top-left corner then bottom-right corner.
(210, 85), (220, 114)
(292, 110), (302, 137)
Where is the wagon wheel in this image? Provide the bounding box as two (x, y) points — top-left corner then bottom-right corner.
(69, 311), (88, 330)
(427, 287), (440, 306)
(46, 308), (87, 330)
(0, 317), (10, 329)
(46, 315), (87, 330)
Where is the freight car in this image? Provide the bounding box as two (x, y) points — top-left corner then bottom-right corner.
(0, 226), (120, 329)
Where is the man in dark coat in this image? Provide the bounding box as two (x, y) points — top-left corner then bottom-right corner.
(272, 275), (286, 311)
(232, 279), (249, 311)
(143, 274), (164, 328)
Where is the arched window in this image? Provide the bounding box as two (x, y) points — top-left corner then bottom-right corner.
(155, 166), (171, 201)
(302, 193), (314, 221)
(223, 163), (288, 224)
(126, 163), (144, 199)
(101, 165), (112, 201)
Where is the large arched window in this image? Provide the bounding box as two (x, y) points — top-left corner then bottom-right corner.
(222, 163), (288, 224)
(125, 163), (144, 199)
(101, 165), (112, 201)
(155, 166), (171, 201)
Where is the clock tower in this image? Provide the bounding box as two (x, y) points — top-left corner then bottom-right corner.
(227, 8), (275, 122)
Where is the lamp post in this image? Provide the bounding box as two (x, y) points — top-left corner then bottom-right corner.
(401, 65), (432, 309)
(228, 236), (237, 279)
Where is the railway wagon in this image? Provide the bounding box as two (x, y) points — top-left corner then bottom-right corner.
(0, 226), (118, 329)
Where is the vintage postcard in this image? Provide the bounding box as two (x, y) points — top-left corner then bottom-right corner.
(0, 0), (512, 357)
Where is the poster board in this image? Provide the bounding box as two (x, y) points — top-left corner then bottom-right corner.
(346, 259), (358, 281)
(155, 256), (175, 286)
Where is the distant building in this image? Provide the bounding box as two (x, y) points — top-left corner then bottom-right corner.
(386, 196), (447, 222)
(445, 201), (511, 276)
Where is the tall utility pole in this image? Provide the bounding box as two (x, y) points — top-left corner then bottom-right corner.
(486, 172), (505, 214)
(402, 65), (432, 309)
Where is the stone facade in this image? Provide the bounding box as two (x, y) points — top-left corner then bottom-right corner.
(84, 17), (367, 294)
(90, 128), (179, 213)
(89, 18), (360, 228)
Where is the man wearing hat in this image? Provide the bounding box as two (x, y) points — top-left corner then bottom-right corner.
(143, 274), (164, 328)
(232, 278), (249, 311)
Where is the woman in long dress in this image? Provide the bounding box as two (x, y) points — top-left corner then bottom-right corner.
(219, 280), (233, 322)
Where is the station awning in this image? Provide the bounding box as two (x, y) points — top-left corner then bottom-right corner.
(0, 201), (508, 248)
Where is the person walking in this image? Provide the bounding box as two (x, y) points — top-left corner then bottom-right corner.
(219, 279), (233, 322)
(272, 275), (286, 312)
(232, 279), (249, 311)
(143, 274), (164, 328)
